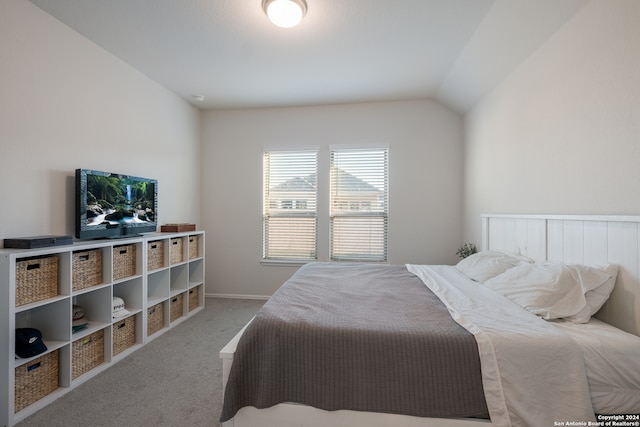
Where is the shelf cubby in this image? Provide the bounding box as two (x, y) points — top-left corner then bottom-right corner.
(188, 285), (203, 312)
(112, 312), (140, 358)
(147, 268), (170, 306)
(15, 299), (72, 346)
(169, 292), (185, 324)
(72, 286), (112, 336)
(113, 277), (143, 318)
(170, 263), (188, 295)
(189, 258), (204, 288)
(71, 327), (106, 381)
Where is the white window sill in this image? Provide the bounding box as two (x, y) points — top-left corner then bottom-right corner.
(260, 259), (313, 267)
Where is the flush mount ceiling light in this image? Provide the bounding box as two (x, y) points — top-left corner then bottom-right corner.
(262, 0), (307, 28)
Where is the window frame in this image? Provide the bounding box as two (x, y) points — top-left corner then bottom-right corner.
(262, 149), (319, 264)
(329, 146), (389, 262)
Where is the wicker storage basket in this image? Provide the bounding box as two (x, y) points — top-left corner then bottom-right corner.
(15, 256), (58, 306)
(113, 315), (136, 356)
(14, 350), (58, 413)
(169, 238), (183, 264)
(72, 249), (102, 291)
(147, 303), (164, 336)
(72, 329), (104, 380)
(188, 287), (199, 312)
(147, 240), (165, 271)
(188, 235), (198, 259)
(170, 293), (184, 322)
(113, 244), (136, 280)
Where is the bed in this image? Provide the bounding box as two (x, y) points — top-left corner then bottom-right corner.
(219, 214), (640, 427)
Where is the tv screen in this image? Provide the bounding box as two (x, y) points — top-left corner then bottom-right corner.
(76, 169), (158, 239)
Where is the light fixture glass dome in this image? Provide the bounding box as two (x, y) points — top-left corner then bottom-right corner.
(262, 0), (307, 28)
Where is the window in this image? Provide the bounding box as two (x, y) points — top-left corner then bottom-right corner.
(263, 147), (388, 263)
(263, 150), (318, 261)
(330, 148), (388, 261)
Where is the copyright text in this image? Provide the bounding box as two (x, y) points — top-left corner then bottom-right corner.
(554, 415), (640, 427)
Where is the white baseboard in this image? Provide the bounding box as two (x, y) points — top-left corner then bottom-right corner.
(206, 293), (270, 301)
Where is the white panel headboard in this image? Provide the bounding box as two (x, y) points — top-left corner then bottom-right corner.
(482, 214), (640, 336)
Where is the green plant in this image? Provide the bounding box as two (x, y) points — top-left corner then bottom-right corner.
(456, 243), (477, 259)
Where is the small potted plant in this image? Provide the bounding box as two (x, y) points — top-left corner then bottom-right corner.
(456, 243), (477, 259)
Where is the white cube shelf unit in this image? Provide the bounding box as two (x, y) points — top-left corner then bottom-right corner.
(0, 231), (205, 427)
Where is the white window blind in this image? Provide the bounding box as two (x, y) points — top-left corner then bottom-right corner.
(263, 150), (318, 261)
(330, 148), (388, 261)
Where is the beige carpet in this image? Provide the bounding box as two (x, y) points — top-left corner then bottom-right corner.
(15, 298), (265, 427)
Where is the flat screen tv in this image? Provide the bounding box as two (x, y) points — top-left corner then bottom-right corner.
(76, 169), (158, 239)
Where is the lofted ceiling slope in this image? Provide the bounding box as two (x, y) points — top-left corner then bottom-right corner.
(28, 0), (587, 112)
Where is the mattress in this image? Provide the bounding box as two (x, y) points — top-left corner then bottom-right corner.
(221, 262), (489, 422)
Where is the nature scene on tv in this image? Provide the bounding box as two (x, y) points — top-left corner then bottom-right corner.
(85, 174), (155, 226)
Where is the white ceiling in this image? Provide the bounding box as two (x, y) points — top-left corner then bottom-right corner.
(28, 0), (587, 112)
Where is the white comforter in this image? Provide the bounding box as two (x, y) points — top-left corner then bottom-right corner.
(552, 318), (640, 414)
(407, 264), (595, 427)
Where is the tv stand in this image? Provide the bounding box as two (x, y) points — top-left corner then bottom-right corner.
(0, 231), (205, 426)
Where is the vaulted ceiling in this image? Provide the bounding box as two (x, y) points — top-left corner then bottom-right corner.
(28, 0), (587, 112)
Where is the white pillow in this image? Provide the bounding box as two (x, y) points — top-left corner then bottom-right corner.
(563, 264), (617, 323)
(483, 261), (612, 320)
(455, 250), (533, 282)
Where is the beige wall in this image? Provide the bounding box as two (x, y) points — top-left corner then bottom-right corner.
(202, 100), (463, 297)
(0, 0), (201, 241)
(463, 0), (640, 245)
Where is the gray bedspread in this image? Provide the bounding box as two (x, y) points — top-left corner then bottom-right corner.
(220, 262), (489, 422)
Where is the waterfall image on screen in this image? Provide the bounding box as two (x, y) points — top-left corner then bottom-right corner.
(85, 174), (155, 226)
